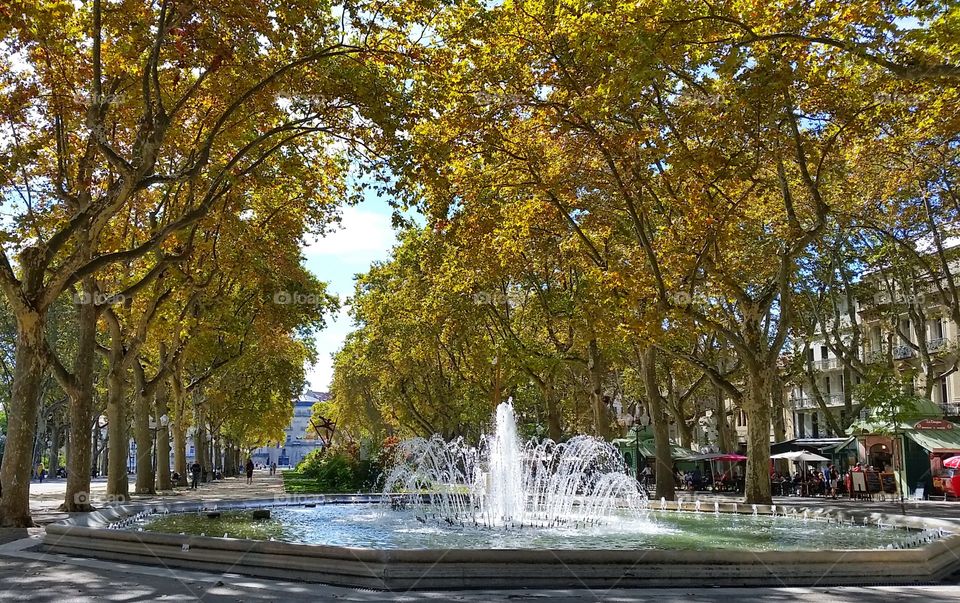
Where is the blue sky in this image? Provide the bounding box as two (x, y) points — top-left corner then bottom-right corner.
(301, 194), (399, 391)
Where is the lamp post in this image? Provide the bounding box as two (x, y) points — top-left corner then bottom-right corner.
(635, 409), (652, 483)
(620, 409), (652, 480)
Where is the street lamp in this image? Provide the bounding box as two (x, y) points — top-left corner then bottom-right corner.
(619, 408), (651, 479)
(634, 409), (652, 481)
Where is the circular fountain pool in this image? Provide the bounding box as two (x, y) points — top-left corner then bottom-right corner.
(135, 503), (919, 551)
(40, 401), (960, 588)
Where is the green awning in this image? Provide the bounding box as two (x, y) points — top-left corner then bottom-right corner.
(611, 438), (699, 461)
(904, 428), (960, 454)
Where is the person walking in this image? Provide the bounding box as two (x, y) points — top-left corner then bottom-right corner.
(37, 463), (45, 483)
(190, 461), (202, 489)
(270, 462), (277, 476)
(245, 458), (255, 484)
(640, 464), (652, 488)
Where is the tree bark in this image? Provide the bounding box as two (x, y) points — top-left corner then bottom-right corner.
(105, 318), (129, 501)
(155, 377), (172, 491)
(172, 422), (188, 487)
(0, 309), (46, 527)
(587, 338), (610, 438)
(132, 363), (155, 494)
(63, 278), (98, 511)
(743, 367), (773, 504)
(641, 346), (675, 501)
(193, 393), (208, 481)
(170, 374), (188, 487)
(48, 421), (61, 480)
(542, 372), (562, 441)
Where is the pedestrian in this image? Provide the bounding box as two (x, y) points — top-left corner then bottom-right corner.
(37, 463), (45, 483)
(829, 464), (840, 499)
(245, 458), (255, 484)
(190, 460), (202, 489)
(270, 462), (277, 476)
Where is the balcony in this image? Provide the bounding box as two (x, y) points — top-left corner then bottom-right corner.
(940, 402), (960, 417)
(789, 393), (846, 409)
(893, 344), (915, 360)
(865, 349), (885, 364)
(928, 337), (952, 353)
(789, 396), (818, 410)
(811, 358), (841, 371)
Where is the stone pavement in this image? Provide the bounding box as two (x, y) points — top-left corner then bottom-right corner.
(0, 553), (959, 603)
(1, 474), (960, 601)
(27, 470), (286, 525)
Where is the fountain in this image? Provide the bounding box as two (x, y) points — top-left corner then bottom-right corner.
(61, 400), (959, 590)
(382, 401), (648, 528)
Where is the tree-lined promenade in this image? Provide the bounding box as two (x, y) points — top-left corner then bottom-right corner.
(321, 0), (960, 506)
(0, 0), (413, 527)
(1, 0), (959, 529)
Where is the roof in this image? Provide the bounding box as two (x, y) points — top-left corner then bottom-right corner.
(297, 390), (330, 404)
(772, 437), (856, 455)
(904, 429), (960, 454)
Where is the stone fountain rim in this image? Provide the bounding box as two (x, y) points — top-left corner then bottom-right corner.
(47, 493), (959, 546)
(40, 494), (960, 590)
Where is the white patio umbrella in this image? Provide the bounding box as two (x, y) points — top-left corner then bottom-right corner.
(771, 451), (829, 462)
(771, 450), (830, 496)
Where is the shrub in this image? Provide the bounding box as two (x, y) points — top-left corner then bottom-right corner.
(293, 449), (363, 493)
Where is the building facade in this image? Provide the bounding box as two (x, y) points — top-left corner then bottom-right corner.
(251, 390), (329, 468)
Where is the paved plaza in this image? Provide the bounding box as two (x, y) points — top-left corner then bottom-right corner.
(2, 474), (960, 601)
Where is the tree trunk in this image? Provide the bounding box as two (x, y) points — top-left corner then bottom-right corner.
(63, 279), (98, 511)
(48, 421), (61, 480)
(105, 321), (129, 501)
(672, 406), (693, 450)
(173, 422), (188, 487)
(542, 372), (562, 441)
(155, 378), (172, 491)
(587, 338), (610, 439)
(0, 310), (47, 527)
(223, 442), (236, 477)
(170, 375), (189, 487)
(132, 367), (155, 494)
(193, 394), (207, 481)
(743, 367), (773, 504)
(641, 346), (675, 501)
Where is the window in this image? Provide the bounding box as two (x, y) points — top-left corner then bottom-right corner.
(807, 348), (814, 361)
(812, 412), (820, 438)
(824, 376), (831, 395)
(820, 345), (829, 360)
(796, 413), (805, 438)
(935, 318), (945, 340)
(940, 378), (949, 405)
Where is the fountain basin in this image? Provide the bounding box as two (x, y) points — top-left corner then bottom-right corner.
(42, 496), (960, 589)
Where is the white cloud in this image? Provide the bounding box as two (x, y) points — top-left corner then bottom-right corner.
(303, 205), (396, 260)
(301, 203), (397, 393)
(303, 307), (353, 391)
